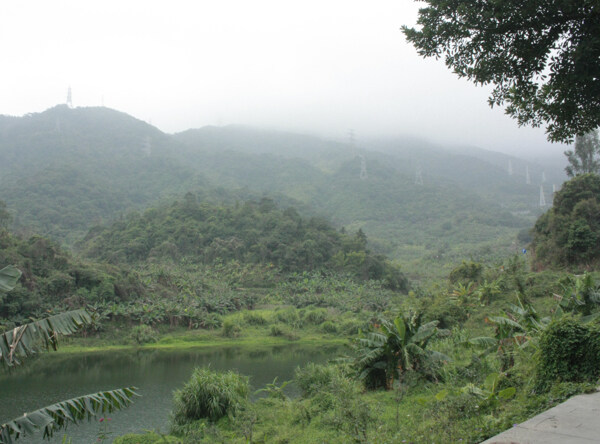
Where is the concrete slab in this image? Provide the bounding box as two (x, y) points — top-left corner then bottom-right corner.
(480, 391), (600, 444)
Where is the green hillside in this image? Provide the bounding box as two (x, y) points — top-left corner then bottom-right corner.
(0, 105), (557, 277)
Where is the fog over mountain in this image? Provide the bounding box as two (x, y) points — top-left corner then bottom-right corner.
(0, 1), (567, 157)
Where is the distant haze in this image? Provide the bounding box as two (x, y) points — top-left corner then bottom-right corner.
(1, 1), (566, 156)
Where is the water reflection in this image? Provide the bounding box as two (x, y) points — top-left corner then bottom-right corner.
(0, 344), (343, 443)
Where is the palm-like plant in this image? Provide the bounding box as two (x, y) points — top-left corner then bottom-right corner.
(466, 295), (548, 371)
(0, 265), (137, 442)
(354, 312), (448, 390)
(555, 273), (600, 318)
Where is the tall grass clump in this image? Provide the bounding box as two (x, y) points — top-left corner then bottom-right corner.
(171, 367), (249, 430)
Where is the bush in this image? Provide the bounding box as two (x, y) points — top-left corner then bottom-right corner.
(449, 261), (483, 285)
(340, 319), (364, 336)
(129, 324), (158, 345)
(294, 363), (372, 442)
(535, 317), (600, 391)
(171, 367), (249, 428)
(269, 324), (298, 341)
(275, 308), (303, 328)
(295, 363), (341, 398)
(243, 311), (267, 325)
(222, 319), (242, 338)
(303, 308), (328, 325)
(321, 320), (338, 333)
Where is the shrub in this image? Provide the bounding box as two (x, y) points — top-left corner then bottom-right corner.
(321, 320), (338, 333)
(269, 324), (286, 337)
(535, 317), (600, 391)
(275, 308), (303, 328)
(171, 367), (249, 428)
(222, 319), (242, 338)
(295, 363), (341, 398)
(303, 308), (328, 325)
(294, 363), (372, 442)
(340, 319), (363, 336)
(129, 324), (158, 345)
(269, 324), (298, 340)
(449, 261), (483, 285)
(243, 311), (267, 325)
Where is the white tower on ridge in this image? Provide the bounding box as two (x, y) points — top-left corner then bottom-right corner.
(66, 86), (73, 108)
(415, 166), (424, 185)
(359, 155), (368, 180)
(539, 185), (546, 207)
(541, 171), (547, 183)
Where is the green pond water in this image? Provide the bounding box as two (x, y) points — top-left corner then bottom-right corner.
(0, 344), (344, 443)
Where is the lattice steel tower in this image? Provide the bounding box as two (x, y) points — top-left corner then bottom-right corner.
(66, 86), (73, 108)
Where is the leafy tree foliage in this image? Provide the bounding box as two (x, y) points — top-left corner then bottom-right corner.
(403, 1), (600, 142)
(532, 174), (600, 266)
(80, 197), (407, 290)
(0, 228), (143, 323)
(535, 316), (600, 391)
(354, 312), (447, 390)
(565, 130), (600, 177)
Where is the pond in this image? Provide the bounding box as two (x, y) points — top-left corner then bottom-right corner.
(0, 344), (344, 443)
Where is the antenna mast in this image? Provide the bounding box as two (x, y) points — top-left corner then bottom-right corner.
(415, 166), (424, 185)
(539, 185), (546, 207)
(66, 86), (73, 108)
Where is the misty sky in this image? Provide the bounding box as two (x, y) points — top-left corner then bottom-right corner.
(1, 1), (566, 156)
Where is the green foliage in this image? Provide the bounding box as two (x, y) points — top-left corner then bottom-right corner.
(222, 320), (242, 338)
(0, 387), (137, 443)
(114, 432), (179, 444)
(0, 265), (21, 293)
(295, 363), (342, 398)
(403, 1), (600, 142)
(80, 197), (407, 289)
(555, 273), (600, 319)
(565, 130), (600, 177)
(532, 174), (600, 267)
(129, 324), (158, 345)
(354, 312), (448, 390)
(449, 261), (483, 285)
(0, 309), (91, 367)
(535, 317), (600, 391)
(171, 367), (249, 428)
(242, 311), (266, 326)
(0, 230), (143, 322)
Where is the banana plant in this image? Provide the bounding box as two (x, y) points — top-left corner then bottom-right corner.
(554, 273), (600, 319)
(0, 266), (21, 293)
(354, 312), (449, 390)
(0, 265), (138, 442)
(434, 372), (516, 408)
(0, 309), (92, 367)
(0, 388), (138, 444)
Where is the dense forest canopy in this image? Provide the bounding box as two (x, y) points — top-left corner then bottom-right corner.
(0, 106), (565, 278)
(79, 196), (407, 290)
(532, 174), (600, 267)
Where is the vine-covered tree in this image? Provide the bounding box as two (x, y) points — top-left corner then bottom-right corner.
(565, 130), (600, 177)
(403, 1), (600, 143)
(532, 174), (600, 266)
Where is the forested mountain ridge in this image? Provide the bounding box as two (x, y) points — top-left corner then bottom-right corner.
(0, 105), (557, 276)
(78, 196), (407, 290)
